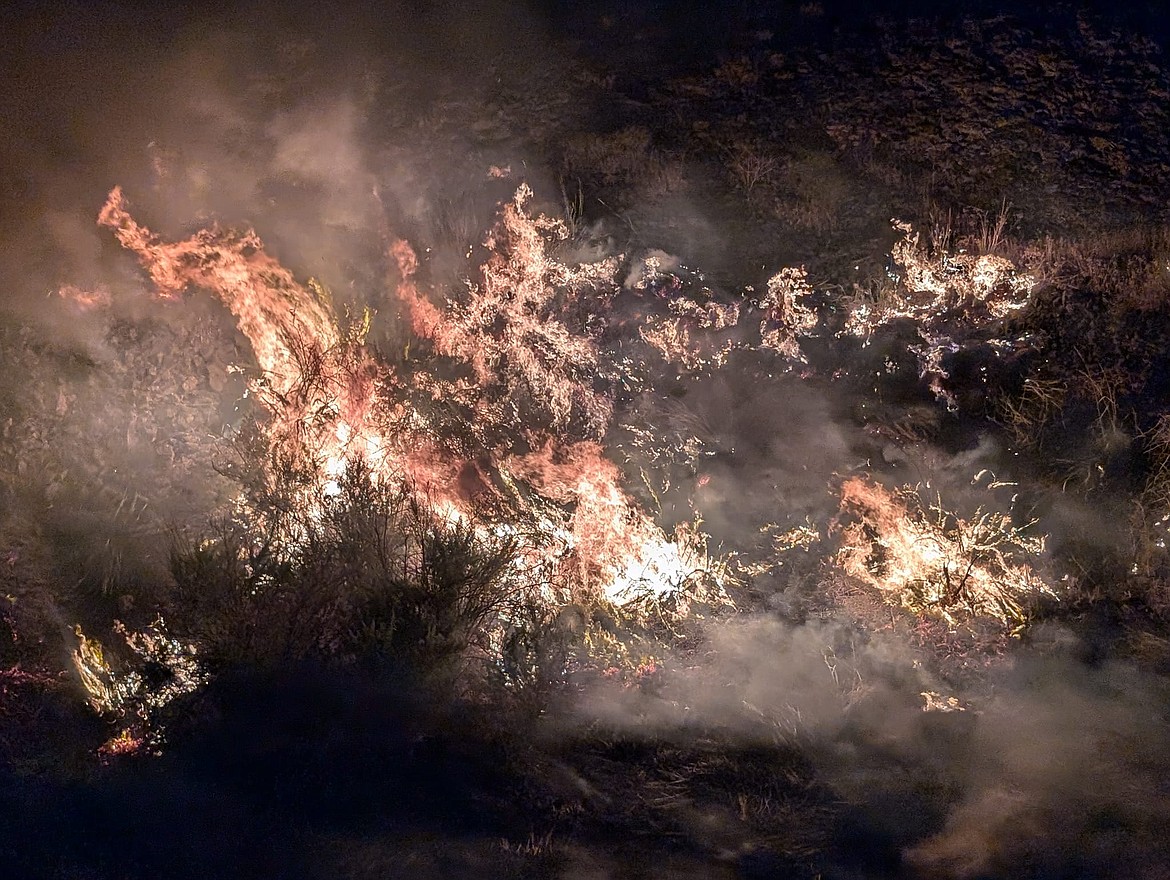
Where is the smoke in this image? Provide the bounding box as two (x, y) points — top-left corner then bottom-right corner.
(569, 613), (1170, 877)
(904, 653), (1170, 878)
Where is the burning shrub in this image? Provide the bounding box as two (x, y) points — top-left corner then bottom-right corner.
(70, 615), (205, 755)
(72, 617), (203, 718)
(394, 182), (618, 443)
(834, 477), (1052, 629)
(844, 220), (1033, 339)
(91, 183), (731, 702)
(758, 266), (818, 362)
(504, 441), (727, 609)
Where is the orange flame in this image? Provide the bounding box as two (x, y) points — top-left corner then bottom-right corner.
(57, 284), (112, 311)
(835, 476), (1050, 627)
(98, 184), (720, 607)
(507, 442), (707, 601)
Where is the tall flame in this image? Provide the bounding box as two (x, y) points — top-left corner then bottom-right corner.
(98, 185), (720, 607)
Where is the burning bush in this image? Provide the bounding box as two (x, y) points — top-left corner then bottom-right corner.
(844, 219), (1033, 341)
(93, 184), (721, 622)
(71, 615), (205, 756)
(758, 266), (818, 362)
(843, 218), (1034, 407)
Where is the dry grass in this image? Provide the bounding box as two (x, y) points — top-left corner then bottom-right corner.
(726, 140), (781, 194)
(998, 377), (1069, 448)
(776, 153), (853, 233)
(562, 126), (684, 198)
(712, 58), (760, 89)
(1021, 225), (1170, 310)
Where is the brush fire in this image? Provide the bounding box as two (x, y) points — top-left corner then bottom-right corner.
(9, 9), (1170, 877)
(65, 178), (1062, 725)
(94, 183), (726, 607)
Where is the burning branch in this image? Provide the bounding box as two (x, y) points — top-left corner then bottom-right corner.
(393, 183), (617, 441)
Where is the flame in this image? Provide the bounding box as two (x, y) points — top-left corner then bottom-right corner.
(394, 183), (616, 440)
(636, 265), (816, 371)
(845, 220), (1034, 339)
(835, 476), (1051, 627)
(57, 284), (111, 311)
(640, 296), (741, 371)
(505, 442), (712, 603)
(98, 186), (469, 514)
(98, 184), (723, 610)
(73, 617), (204, 717)
(758, 266), (818, 361)
(842, 220), (1034, 406)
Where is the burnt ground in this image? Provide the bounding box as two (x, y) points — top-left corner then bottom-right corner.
(3, 2), (1170, 878)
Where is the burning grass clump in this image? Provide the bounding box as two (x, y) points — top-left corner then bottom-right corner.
(758, 266), (818, 362)
(843, 219), (1033, 335)
(395, 182), (621, 444)
(833, 216), (1036, 410)
(834, 477), (1052, 630)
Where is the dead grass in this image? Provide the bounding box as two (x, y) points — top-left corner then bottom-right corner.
(998, 377), (1069, 448)
(775, 153), (853, 234)
(1025, 226), (1170, 312)
(726, 141), (780, 194)
(562, 126), (684, 198)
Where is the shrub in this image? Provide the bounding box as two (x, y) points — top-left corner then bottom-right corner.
(167, 453), (525, 686)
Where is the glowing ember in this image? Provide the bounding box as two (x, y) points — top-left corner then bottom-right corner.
(636, 264), (818, 371)
(920, 690), (966, 712)
(640, 296), (741, 371)
(97, 727), (147, 761)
